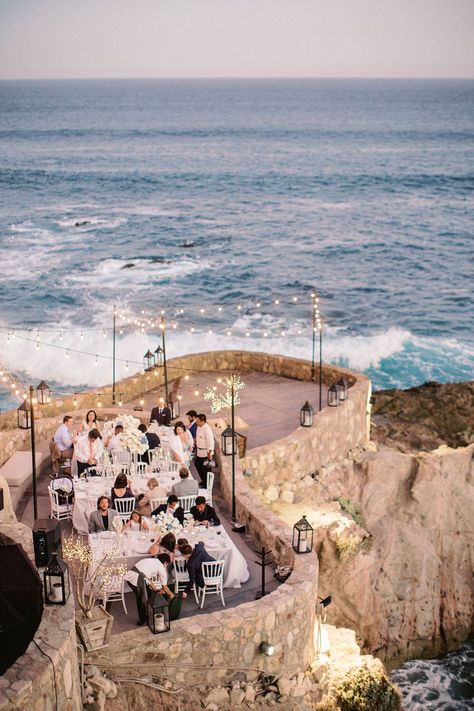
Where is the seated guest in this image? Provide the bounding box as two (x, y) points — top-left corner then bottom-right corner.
(129, 553), (173, 625)
(179, 542), (215, 598)
(123, 509), (149, 532)
(110, 473), (136, 509)
(80, 409), (100, 434)
(170, 421), (194, 467)
(190, 496), (220, 526)
(138, 423), (160, 462)
(150, 397), (171, 427)
(138, 477), (167, 517)
(88, 496), (118, 533)
(172, 466), (199, 497)
(51, 415), (77, 472)
(75, 429), (103, 477)
(107, 424), (124, 454)
(148, 532), (177, 559)
(151, 494), (184, 525)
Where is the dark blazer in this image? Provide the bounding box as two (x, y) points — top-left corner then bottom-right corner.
(150, 406), (171, 427)
(151, 503), (185, 526)
(185, 542), (216, 592)
(139, 431), (161, 462)
(190, 503), (220, 526)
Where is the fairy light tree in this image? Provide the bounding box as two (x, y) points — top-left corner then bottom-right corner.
(204, 373), (245, 521)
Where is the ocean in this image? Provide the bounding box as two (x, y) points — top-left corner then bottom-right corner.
(0, 79), (473, 707)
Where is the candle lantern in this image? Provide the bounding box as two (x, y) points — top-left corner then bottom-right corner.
(221, 425), (237, 456)
(154, 345), (164, 368)
(292, 515), (313, 554)
(143, 350), (155, 371)
(147, 589), (170, 634)
(337, 377), (348, 402)
(327, 383), (339, 407)
(17, 399), (32, 429)
(300, 401), (314, 427)
(36, 380), (51, 404)
(43, 551), (70, 605)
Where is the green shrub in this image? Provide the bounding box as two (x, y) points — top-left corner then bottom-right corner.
(336, 665), (401, 711)
(338, 497), (366, 529)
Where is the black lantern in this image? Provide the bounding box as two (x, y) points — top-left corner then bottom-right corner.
(169, 397), (179, 420)
(147, 589), (170, 634)
(143, 350), (155, 371)
(300, 401), (314, 427)
(43, 551), (70, 605)
(36, 380), (51, 405)
(221, 425), (237, 456)
(337, 378), (348, 402)
(154, 345), (164, 368)
(17, 398), (32, 429)
(328, 383), (339, 407)
(292, 515), (314, 554)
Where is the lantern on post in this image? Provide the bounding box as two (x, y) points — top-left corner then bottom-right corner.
(17, 399), (32, 429)
(143, 350), (155, 371)
(36, 380), (51, 405)
(327, 383), (339, 407)
(292, 515), (313, 554)
(300, 401), (314, 427)
(147, 589), (170, 634)
(43, 551), (70, 605)
(221, 425), (237, 456)
(154, 345), (164, 368)
(337, 377), (348, 402)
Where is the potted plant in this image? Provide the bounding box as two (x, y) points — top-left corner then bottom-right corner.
(62, 529), (127, 651)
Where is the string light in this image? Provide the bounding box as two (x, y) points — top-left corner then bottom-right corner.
(125, 361), (129, 370)
(140, 396), (144, 406)
(194, 385), (200, 397)
(94, 355), (98, 366)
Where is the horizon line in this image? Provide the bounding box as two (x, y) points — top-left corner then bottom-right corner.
(0, 75), (473, 82)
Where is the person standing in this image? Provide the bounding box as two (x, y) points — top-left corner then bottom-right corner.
(75, 428), (103, 477)
(194, 414), (214, 487)
(150, 397), (171, 427)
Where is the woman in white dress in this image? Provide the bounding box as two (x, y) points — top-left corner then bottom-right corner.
(169, 421), (194, 467)
(80, 409), (101, 434)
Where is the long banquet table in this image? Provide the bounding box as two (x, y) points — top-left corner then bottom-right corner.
(88, 525), (250, 589)
(72, 473), (207, 535)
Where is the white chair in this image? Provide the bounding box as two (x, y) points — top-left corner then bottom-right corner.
(48, 485), (73, 522)
(205, 471), (215, 506)
(159, 460), (179, 475)
(112, 450), (131, 466)
(147, 448), (160, 465)
(149, 497), (168, 513)
(132, 462), (147, 476)
(113, 497), (135, 522)
(100, 558), (128, 614)
(178, 495), (196, 514)
(198, 560), (225, 609)
(173, 558), (199, 603)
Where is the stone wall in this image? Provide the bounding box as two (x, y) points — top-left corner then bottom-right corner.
(86, 451), (319, 684)
(0, 476), (82, 710)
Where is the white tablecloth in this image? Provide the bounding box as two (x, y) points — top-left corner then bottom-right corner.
(88, 525), (249, 589)
(73, 474), (206, 535)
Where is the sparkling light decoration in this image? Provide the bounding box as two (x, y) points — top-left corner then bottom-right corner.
(203, 374), (245, 414)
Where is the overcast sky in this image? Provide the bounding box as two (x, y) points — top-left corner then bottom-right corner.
(0, 0), (473, 80)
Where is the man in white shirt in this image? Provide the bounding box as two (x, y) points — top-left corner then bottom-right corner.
(75, 429), (104, 477)
(195, 413), (215, 487)
(131, 553), (173, 625)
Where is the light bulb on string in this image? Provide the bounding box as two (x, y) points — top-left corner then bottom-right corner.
(102, 330), (107, 338)
(125, 361), (129, 371)
(194, 385), (200, 397)
(119, 329), (123, 335)
(200, 308), (205, 314)
(227, 330), (231, 336)
(218, 306), (222, 312)
(94, 355), (98, 366)
(36, 342), (40, 351)
(118, 396), (123, 407)
(293, 296), (298, 302)
(97, 394), (102, 408)
(217, 377), (222, 384)
(15, 388), (20, 396)
(246, 331), (250, 337)
(80, 332), (84, 340)
(22, 391), (27, 400)
(274, 299), (280, 305)
(263, 332), (268, 337)
(140, 396), (144, 406)
(65, 349), (70, 358)
(184, 373), (189, 381)
(191, 327), (195, 333)
(177, 390), (182, 401)
(59, 331), (63, 341)
(208, 329), (213, 334)
(73, 394), (78, 407)
(172, 323), (177, 329)
(237, 305), (242, 311)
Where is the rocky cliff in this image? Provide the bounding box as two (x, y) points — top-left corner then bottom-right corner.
(313, 443), (474, 667)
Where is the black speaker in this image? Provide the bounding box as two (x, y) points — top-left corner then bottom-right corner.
(32, 519), (62, 568)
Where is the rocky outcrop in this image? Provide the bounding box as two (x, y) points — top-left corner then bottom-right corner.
(371, 380), (474, 452)
(314, 443), (474, 666)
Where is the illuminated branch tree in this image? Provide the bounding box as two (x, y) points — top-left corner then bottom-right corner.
(203, 374), (245, 417)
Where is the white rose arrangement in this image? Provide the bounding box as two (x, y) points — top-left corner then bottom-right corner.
(150, 512), (183, 537)
(104, 414), (149, 455)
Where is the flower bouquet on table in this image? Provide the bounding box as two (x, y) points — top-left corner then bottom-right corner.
(105, 414), (149, 456)
(150, 512), (183, 537)
(62, 535), (127, 650)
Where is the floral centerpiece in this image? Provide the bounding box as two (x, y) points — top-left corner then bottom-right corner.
(103, 414), (149, 455)
(150, 511), (183, 538)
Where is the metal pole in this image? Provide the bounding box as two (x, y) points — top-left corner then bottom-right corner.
(231, 374), (236, 521)
(30, 385), (37, 521)
(260, 546), (266, 598)
(319, 324), (323, 412)
(112, 305), (116, 405)
(161, 315), (169, 407)
(311, 294), (316, 382)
